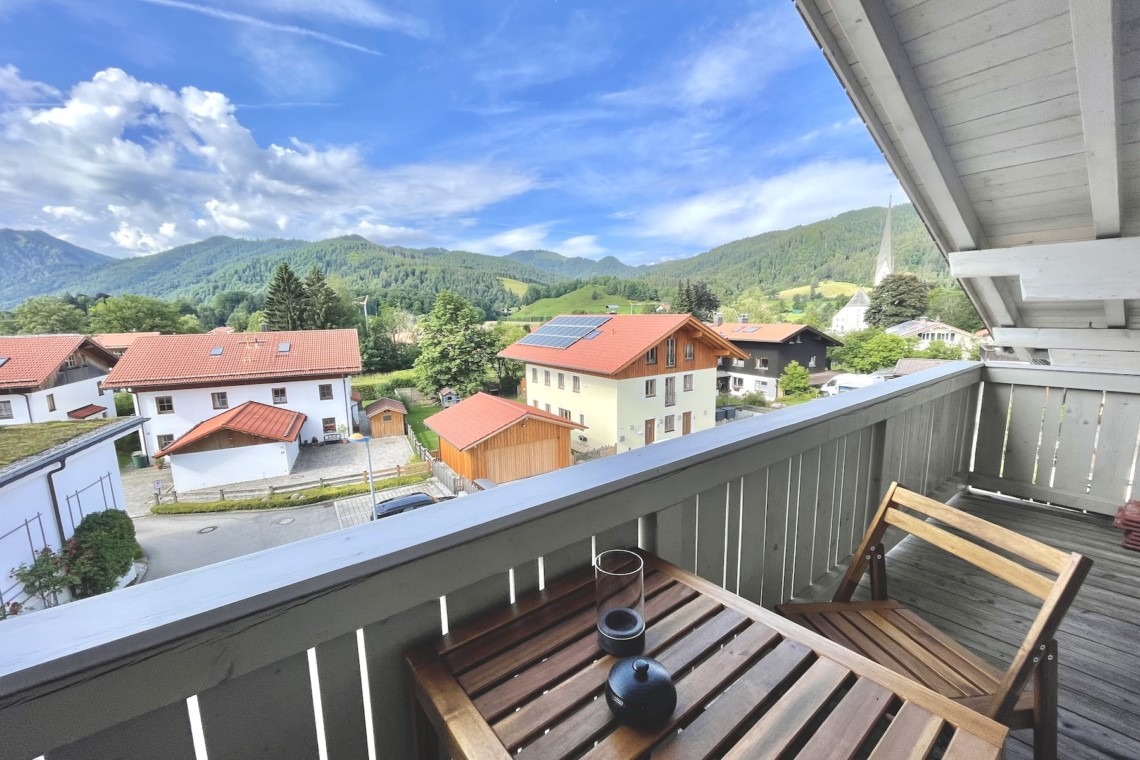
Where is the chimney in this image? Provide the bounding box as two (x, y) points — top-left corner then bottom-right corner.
(738, 313), (748, 324)
(713, 313), (723, 326)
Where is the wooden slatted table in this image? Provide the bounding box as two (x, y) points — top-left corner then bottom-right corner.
(406, 551), (1008, 759)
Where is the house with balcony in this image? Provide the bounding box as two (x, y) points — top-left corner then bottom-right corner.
(887, 318), (979, 357)
(500, 314), (747, 452)
(102, 329), (361, 461)
(712, 322), (842, 399)
(0, 335), (119, 426)
(3, 4), (1140, 759)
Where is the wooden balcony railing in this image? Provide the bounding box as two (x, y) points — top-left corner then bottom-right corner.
(0, 363), (983, 759)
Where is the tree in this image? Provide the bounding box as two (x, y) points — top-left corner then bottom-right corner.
(779, 360), (815, 397)
(14, 296), (89, 334)
(866, 274), (928, 328)
(927, 285), (983, 332)
(689, 281), (721, 321)
(829, 328), (910, 373)
(674, 281), (694, 315)
(263, 262), (305, 331)
(302, 266), (343, 329)
(490, 322), (528, 394)
(87, 295), (184, 333)
(414, 292), (495, 396)
(916, 340), (962, 360)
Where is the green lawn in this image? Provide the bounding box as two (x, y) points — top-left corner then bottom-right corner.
(508, 285), (659, 320)
(0, 419), (118, 468)
(499, 277), (530, 297)
(406, 403), (440, 449)
(777, 281), (862, 301)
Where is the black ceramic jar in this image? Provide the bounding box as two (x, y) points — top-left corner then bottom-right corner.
(604, 656), (677, 729)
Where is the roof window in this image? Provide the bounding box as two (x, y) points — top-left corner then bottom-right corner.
(209, 346), (224, 356)
(278, 341), (291, 353)
(0, 357), (7, 367)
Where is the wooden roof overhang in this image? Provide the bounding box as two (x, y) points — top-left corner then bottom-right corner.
(796, 0), (1139, 369)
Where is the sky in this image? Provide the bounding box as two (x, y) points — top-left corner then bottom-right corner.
(0, 0), (902, 264)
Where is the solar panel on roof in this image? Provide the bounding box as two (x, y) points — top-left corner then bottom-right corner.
(517, 315), (612, 349)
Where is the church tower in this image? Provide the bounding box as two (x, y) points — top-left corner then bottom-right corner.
(873, 198), (893, 286)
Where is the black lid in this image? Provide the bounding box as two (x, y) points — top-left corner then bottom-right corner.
(605, 656), (677, 729)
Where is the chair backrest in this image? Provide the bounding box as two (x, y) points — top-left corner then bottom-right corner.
(833, 482), (1092, 720)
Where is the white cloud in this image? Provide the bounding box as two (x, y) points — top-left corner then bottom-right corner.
(233, 0), (428, 37)
(637, 160), (902, 248)
(0, 68), (537, 254)
(0, 64), (60, 103)
(458, 224), (551, 254)
(559, 235), (604, 257)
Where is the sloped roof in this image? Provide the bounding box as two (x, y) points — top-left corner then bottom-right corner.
(67, 404), (107, 419)
(0, 335), (117, 390)
(92, 332), (160, 350)
(886, 319), (974, 339)
(712, 322), (842, 347)
(890, 358), (952, 377)
(364, 397), (407, 416)
(498, 314), (746, 375)
(844, 289), (871, 308)
(103, 329), (361, 390)
(156, 401), (306, 456)
(425, 392), (583, 451)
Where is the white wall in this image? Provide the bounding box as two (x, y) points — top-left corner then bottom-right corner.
(136, 376), (353, 455)
(0, 375), (114, 426)
(168, 440), (295, 491)
(0, 437), (127, 611)
(523, 364), (616, 450)
(831, 305), (867, 334)
(721, 372), (778, 400)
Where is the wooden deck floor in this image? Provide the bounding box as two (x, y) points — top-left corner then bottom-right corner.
(854, 491), (1140, 759)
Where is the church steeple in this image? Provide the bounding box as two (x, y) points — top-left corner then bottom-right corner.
(873, 198), (893, 286)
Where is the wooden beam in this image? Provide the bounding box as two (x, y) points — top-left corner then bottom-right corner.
(991, 327), (1140, 352)
(830, 0), (985, 252)
(1105, 299), (1127, 327)
(1070, 0), (1121, 238)
(950, 238), (1140, 301)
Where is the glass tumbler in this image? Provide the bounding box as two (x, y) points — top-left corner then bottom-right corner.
(595, 549), (646, 656)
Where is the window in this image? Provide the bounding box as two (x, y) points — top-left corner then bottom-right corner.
(732, 358), (745, 368)
(65, 354), (78, 369)
(533, 400), (539, 408)
(156, 396), (174, 414)
(579, 413), (585, 425)
(645, 379), (656, 397)
(664, 414), (675, 432)
(683, 374), (693, 392)
(646, 347), (657, 365)
(531, 368), (538, 383)
(211, 392), (229, 409)
(809, 355), (817, 368)
(572, 375), (580, 393)
(684, 342), (694, 361)
(664, 377), (676, 407)
(755, 380), (764, 391)
(272, 388), (288, 404)
(559, 408), (571, 420)
(756, 357), (769, 370)
(558, 373), (565, 389)
(319, 384), (333, 400)
(544, 370), (551, 386)
(156, 434), (174, 450)
(46, 394), (55, 412)
(545, 403), (551, 413)
(665, 338), (676, 368)
(98, 384), (105, 396)
(382, 414), (392, 422)
(731, 377), (744, 390)
(322, 417), (337, 433)
(0, 400), (11, 419)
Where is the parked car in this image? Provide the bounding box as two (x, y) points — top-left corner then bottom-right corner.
(820, 373), (885, 396)
(373, 492), (452, 519)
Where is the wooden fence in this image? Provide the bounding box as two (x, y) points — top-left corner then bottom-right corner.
(165, 461), (431, 503)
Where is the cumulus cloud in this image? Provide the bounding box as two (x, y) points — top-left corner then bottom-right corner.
(637, 160), (902, 248)
(559, 235), (604, 257)
(455, 225), (607, 258)
(0, 64), (60, 103)
(0, 68), (536, 254)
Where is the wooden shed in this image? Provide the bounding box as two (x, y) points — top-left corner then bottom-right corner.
(438, 387), (460, 408)
(425, 393), (584, 485)
(364, 397), (407, 437)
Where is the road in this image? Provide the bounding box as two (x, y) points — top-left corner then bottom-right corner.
(133, 503), (341, 580)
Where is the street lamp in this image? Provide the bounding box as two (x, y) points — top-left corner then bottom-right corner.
(349, 432), (376, 520)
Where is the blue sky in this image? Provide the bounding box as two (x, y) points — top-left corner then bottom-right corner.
(0, 0), (901, 263)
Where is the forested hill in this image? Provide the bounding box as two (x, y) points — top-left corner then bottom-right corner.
(644, 204), (946, 299)
(0, 229), (115, 303)
(505, 249), (642, 279)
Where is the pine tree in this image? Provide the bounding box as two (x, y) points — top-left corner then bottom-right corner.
(674, 280), (694, 314)
(263, 262), (305, 331)
(301, 266), (340, 329)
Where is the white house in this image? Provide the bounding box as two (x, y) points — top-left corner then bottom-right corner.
(102, 329), (362, 460)
(0, 417), (143, 614)
(0, 335), (120, 426)
(886, 319), (979, 358)
(156, 401), (306, 491)
(499, 314), (747, 453)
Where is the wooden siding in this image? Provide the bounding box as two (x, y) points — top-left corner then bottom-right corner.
(367, 409), (405, 437)
(439, 417), (572, 484)
(170, 429), (280, 455)
(613, 326), (724, 381)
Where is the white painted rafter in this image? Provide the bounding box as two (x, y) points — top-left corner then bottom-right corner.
(992, 327), (1140, 352)
(951, 238), (1140, 301)
(1070, 0), (1121, 238)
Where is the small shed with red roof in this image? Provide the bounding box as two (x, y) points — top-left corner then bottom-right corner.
(155, 401), (307, 491)
(425, 393), (584, 484)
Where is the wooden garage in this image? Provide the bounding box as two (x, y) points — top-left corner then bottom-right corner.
(425, 392), (584, 485)
(364, 397), (407, 437)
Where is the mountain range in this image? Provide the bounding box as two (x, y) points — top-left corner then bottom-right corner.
(0, 204), (947, 311)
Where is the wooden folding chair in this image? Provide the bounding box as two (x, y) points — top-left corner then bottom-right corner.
(776, 483), (1091, 760)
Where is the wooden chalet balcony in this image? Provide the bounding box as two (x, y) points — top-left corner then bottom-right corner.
(1, 361), (1136, 759)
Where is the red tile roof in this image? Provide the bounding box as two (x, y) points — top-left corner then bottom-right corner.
(209, 326), (236, 334)
(103, 329), (361, 390)
(497, 314), (746, 375)
(711, 323), (841, 346)
(156, 401), (306, 456)
(0, 335), (118, 390)
(364, 397), (407, 416)
(92, 332), (160, 350)
(425, 392), (583, 450)
(67, 404), (107, 419)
